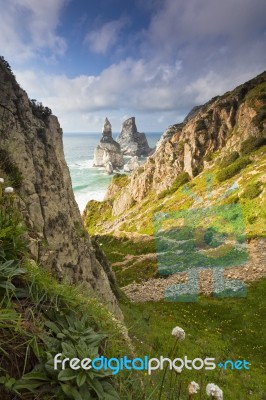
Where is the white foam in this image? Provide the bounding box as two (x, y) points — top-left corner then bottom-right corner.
(75, 189), (106, 213)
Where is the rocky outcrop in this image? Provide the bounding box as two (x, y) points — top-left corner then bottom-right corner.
(107, 71), (266, 216)
(0, 58), (122, 318)
(93, 118), (124, 170)
(116, 117), (152, 156)
(124, 156), (140, 172)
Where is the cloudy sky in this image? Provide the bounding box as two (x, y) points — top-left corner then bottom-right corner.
(0, 0), (265, 133)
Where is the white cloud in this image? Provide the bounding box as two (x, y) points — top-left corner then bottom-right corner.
(84, 17), (128, 55)
(0, 0), (67, 62)
(5, 0), (266, 132)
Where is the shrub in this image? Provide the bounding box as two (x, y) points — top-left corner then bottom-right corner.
(219, 151), (239, 168)
(252, 109), (266, 129)
(192, 165), (203, 177)
(240, 136), (266, 155)
(112, 173), (128, 188)
(0, 149), (23, 188)
(242, 181), (263, 199)
(0, 184), (26, 261)
(217, 156), (252, 182)
(195, 119), (206, 132)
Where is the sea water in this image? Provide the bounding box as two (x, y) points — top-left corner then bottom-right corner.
(63, 132), (161, 212)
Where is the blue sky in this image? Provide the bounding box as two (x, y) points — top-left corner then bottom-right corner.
(0, 0), (265, 133)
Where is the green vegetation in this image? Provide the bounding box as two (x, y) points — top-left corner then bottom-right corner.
(96, 235), (157, 286)
(120, 278), (266, 400)
(216, 156), (252, 182)
(0, 55), (14, 75)
(0, 148), (23, 188)
(84, 200), (113, 235)
(240, 137), (266, 155)
(30, 99), (52, 120)
(219, 151), (239, 168)
(195, 119), (206, 132)
(157, 172), (190, 199)
(241, 181), (263, 200)
(112, 173), (129, 188)
(0, 179), (142, 399)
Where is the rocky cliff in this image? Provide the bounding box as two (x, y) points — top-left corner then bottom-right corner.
(116, 117), (152, 156)
(107, 71), (266, 216)
(0, 58), (122, 318)
(93, 118), (124, 171)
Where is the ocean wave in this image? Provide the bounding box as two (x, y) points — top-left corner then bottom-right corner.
(75, 189), (106, 212)
(69, 159), (94, 169)
(73, 183), (90, 191)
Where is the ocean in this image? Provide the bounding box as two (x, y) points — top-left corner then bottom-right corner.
(63, 132), (162, 212)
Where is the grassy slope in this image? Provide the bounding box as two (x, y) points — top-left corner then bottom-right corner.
(85, 144), (266, 398)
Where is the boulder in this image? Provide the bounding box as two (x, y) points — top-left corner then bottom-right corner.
(93, 118), (124, 168)
(124, 156), (140, 172)
(116, 117), (152, 156)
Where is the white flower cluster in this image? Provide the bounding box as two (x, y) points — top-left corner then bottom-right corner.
(188, 381), (200, 394)
(0, 178), (14, 193)
(171, 326), (185, 341)
(206, 383), (223, 399)
(4, 187), (14, 193)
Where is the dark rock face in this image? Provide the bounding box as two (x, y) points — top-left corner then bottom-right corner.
(116, 117), (152, 156)
(0, 59), (122, 318)
(94, 118), (124, 168)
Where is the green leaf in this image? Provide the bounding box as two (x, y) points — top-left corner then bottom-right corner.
(62, 342), (77, 358)
(76, 371), (86, 387)
(101, 381), (120, 399)
(58, 368), (77, 382)
(45, 320), (61, 334)
(60, 383), (83, 400)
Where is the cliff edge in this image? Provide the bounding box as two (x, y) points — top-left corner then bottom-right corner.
(0, 57), (122, 318)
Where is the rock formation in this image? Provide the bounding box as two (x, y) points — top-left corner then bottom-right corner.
(93, 118), (124, 170)
(105, 71), (266, 216)
(116, 117), (152, 156)
(0, 58), (122, 318)
(124, 156), (140, 172)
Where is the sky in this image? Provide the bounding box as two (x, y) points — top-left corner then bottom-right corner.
(0, 0), (265, 133)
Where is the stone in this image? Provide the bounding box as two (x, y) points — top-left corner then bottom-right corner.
(116, 117), (152, 156)
(0, 60), (122, 318)
(123, 156), (140, 172)
(93, 118), (124, 168)
(105, 161), (113, 174)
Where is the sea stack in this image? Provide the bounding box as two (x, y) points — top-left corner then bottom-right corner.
(93, 118), (124, 171)
(116, 117), (152, 156)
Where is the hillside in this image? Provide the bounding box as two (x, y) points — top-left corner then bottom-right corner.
(83, 72), (266, 398)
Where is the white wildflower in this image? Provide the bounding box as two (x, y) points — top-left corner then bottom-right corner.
(4, 187), (14, 193)
(0, 178), (4, 183)
(173, 366), (182, 374)
(171, 326), (185, 341)
(188, 381), (200, 394)
(206, 383), (223, 399)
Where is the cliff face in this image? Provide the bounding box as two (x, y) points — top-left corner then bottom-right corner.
(107, 71), (266, 216)
(0, 59), (122, 318)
